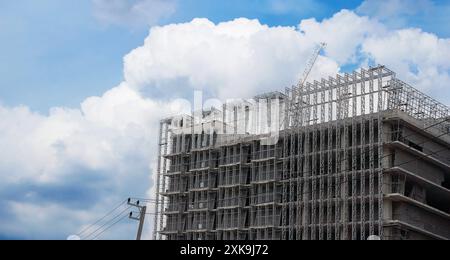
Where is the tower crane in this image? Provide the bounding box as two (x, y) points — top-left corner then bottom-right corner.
(284, 42), (327, 128)
(298, 42), (327, 88)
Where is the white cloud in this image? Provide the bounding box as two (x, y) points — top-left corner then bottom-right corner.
(295, 10), (450, 103)
(1, 11), (450, 239)
(298, 10), (386, 64)
(123, 12), (450, 104)
(124, 18), (340, 100)
(0, 85), (154, 182)
(362, 28), (450, 95)
(92, 0), (177, 28)
(0, 84), (185, 239)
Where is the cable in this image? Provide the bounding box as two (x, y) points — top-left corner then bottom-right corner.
(130, 197), (159, 202)
(91, 214), (129, 240)
(392, 144), (450, 170)
(82, 206), (132, 240)
(77, 199), (127, 237)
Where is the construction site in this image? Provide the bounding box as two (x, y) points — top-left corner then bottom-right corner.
(152, 55), (450, 240)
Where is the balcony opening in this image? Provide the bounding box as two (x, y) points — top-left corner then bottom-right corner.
(407, 140), (423, 152)
(442, 176), (450, 190)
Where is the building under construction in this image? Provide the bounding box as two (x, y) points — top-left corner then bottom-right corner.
(153, 66), (450, 240)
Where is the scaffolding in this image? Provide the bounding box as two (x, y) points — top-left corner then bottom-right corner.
(153, 65), (450, 240)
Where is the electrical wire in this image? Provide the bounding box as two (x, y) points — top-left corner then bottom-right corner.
(391, 144), (450, 170)
(82, 205), (132, 240)
(77, 199), (127, 237)
(91, 214), (129, 240)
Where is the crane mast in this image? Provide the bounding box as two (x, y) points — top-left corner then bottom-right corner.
(298, 42), (327, 88)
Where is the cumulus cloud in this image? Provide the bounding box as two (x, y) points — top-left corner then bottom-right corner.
(124, 18), (340, 100)
(298, 10), (386, 64)
(123, 11), (450, 103)
(0, 85), (157, 183)
(362, 28), (450, 97)
(92, 0), (177, 28)
(295, 10), (450, 102)
(0, 84), (185, 239)
(1, 10), (450, 239)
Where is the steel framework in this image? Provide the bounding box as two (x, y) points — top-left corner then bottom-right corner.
(153, 65), (450, 240)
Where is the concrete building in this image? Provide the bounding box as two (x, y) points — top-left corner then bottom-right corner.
(153, 66), (450, 240)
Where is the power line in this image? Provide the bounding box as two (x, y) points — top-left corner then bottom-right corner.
(130, 197), (159, 202)
(91, 214), (129, 240)
(77, 199), (127, 237)
(392, 143), (450, 169)
(82, 206), (132, 240)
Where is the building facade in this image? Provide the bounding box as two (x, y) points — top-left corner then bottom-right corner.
(153, 66), (450, 240)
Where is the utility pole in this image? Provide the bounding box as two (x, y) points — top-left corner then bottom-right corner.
(128, 198), (147, 240)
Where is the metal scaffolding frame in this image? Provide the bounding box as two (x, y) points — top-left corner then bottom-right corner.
(154, 65), (450, 240)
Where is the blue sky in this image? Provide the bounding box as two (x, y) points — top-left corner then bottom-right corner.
(0, 0), (367, 113)
(0, 1), (141, 112)
(1, 0), (450, 240)
(2, 0), (450, 113)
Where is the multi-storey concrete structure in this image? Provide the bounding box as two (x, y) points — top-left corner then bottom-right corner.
(153, 66), (450, 240)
